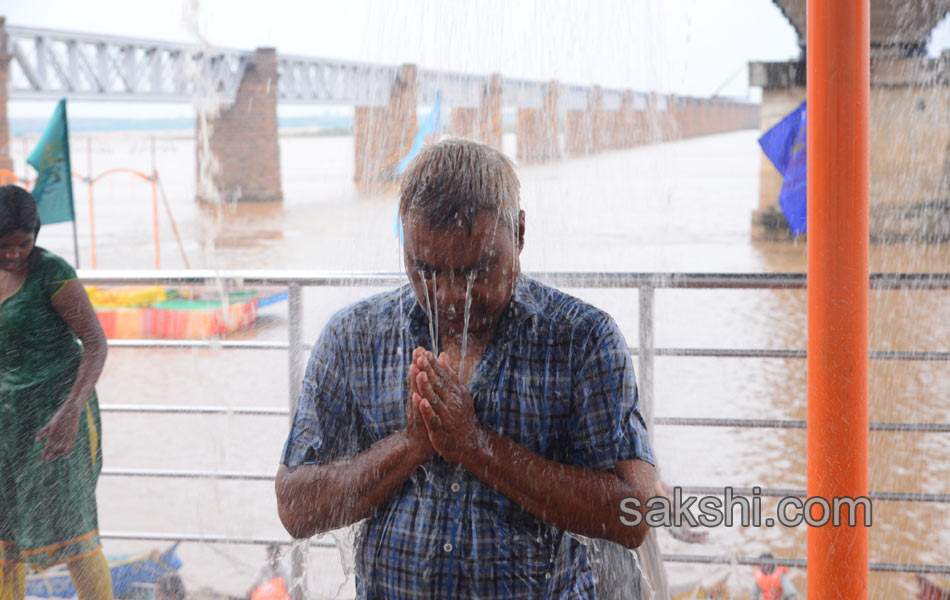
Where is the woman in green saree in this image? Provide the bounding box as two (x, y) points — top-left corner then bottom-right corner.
(0, 185), (113, 599)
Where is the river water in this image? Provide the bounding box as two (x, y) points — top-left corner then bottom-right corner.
(8, 129), (949, 598)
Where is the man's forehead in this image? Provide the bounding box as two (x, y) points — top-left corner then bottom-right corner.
(405, 224), (509, 264)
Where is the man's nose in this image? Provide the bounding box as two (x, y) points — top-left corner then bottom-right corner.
(434, 273), (469, 309)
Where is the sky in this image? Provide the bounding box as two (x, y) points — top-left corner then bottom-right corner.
(4, 0), (950, 119)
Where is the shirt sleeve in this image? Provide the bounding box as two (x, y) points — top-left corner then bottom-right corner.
(568, 314), (654, 471)
(39, 250), (78, 301)
(280, 320), (369, 468)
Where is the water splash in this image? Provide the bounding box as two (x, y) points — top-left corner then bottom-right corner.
(460, 273), (475, 382)
(418, 269), (439, 357)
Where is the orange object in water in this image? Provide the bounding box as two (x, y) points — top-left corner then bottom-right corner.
(807, 0), (870, 598)
(251, 577), (288, 600)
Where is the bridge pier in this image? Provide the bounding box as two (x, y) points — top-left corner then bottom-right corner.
(199, 47), (283, 203)
(0, 18), (13, 173)
(450, 108), (477, 139)
(449, 73), (503, 150)
(516, 81), (560, 163)
(353, 64), (417, 184)
(614, 90), (638, 149)
(478, 74), (503, 150)
(565, 86), (602, 155)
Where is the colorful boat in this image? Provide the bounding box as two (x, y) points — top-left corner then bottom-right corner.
(25, 544), (182, 598)
(86, 285), (287, 340)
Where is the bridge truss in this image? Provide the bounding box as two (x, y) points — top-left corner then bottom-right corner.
(4, 24), (651, 110)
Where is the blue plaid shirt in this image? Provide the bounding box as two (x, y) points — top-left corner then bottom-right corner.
(281, 276), (653, 599)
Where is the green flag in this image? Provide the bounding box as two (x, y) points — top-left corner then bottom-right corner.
(27, 99), (75, 225)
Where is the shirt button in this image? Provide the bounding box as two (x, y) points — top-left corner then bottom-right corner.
(545, 573), (551, 580)
(443, 542), (453, 553)
(450, 483), (461, 493)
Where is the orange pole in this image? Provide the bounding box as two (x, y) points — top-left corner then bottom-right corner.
(152, 176), (160, 269)
(88, 179), (97, 269)
(807, 1), (869, 598)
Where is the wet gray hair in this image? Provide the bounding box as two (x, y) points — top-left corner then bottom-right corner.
(399, 138), (520, 234)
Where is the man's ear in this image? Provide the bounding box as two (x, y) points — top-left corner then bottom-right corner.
(517, 210), (526, 252)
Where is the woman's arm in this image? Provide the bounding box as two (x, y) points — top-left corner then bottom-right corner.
(35, 279), (108, 461)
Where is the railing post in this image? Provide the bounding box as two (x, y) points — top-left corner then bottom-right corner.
(287, 281), (304, 414)
(638, 285), (655, 445)
(286, 280), (307, 600)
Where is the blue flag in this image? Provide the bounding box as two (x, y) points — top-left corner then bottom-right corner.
(27, 99), (75, 225)
(397, 91), (442, 175)
(758, 102), (806, 235)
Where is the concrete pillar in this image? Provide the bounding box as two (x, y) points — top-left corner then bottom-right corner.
(564, 110), (588, 155)
(353, 64), (417, 183)
(589, 86), (607, 152)
(477, 73), (503, 150)
(516, 81), (559, 163)
(0, 18), (13, 174)
(681, 98), (695, 138)
(450, 107), (477, 139)
(645, 92), (675, 143)
(668, 95), (684, 140)
(565, 86), (604, 155)
(699, 99), (712, 135)
(199, 47), (282, 203)
(617, 90), (636, 148)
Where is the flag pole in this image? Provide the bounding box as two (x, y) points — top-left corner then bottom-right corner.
(72, 212), (80, 268)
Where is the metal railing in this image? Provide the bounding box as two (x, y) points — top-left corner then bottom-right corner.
(81, 270), (950, 576)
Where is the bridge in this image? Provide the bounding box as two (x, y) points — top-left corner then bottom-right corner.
(0, 17), (756, 203)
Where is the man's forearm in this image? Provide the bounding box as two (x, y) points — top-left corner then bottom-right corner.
(459, 427), (655, 549)
(276, 429), (427, 538)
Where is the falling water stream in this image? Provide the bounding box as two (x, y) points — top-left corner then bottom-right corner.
(8, 126), (948, 599)
(5, 3), (949, 598)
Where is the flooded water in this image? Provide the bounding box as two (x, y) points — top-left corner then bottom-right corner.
(8, 129), (950, 598)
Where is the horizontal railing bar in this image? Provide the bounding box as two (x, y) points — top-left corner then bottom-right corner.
(654, 417), (950, 432)
(75, 270), (950, 290)
(678, 486), (950, 503)
(103, 468), (273, 480)
(95, 532), (950, 574)
(103, 340), (950, 362)
(653, 348), (949, 360)
(98, 405), (949, 433)
(99, 531), (335, 548)
(107, 339), (289, 350)
(661, 553), (950, 575)
(652, 348), (805, 358)
(105, 339), (316, 352)
(101, 404), (290, 416)
(102, 340), (950, 362)
(99, 470), (950, 503)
